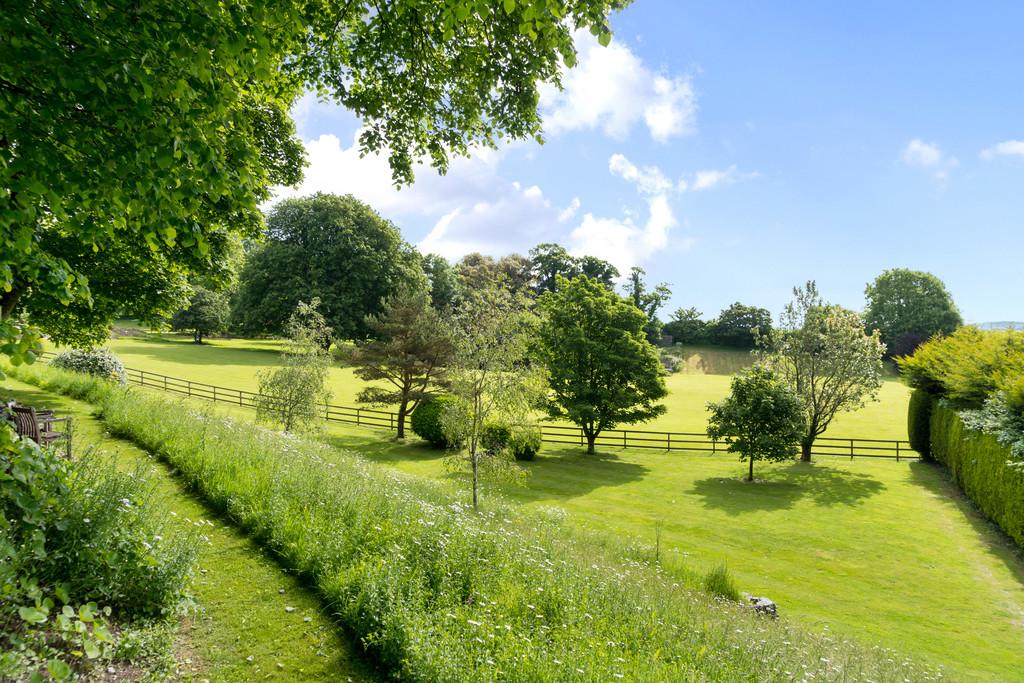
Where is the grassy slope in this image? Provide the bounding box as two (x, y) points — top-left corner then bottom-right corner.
(72, 334), (911, 440)
(0, 377), (377, 683)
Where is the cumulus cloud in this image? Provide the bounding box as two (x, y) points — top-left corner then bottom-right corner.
(980, 140), (1024, 160)
(608, 154), (674, 194)
(901, 139), (958, 180)
(540, 30), (696, 142)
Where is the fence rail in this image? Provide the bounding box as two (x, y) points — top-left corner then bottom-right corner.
(41, 353), (915, 460)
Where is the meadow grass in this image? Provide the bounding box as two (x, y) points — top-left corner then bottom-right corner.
(61, 332), (912, 440)
(0, 376), (376, 682)
(5, 362), (945, 682)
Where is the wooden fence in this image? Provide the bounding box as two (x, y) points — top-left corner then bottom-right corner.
(42, 354), (915, 460)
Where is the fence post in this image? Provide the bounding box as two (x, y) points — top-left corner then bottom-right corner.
(896, 441), (900, 462)
(356, 408), (361, 426)
(212, 385), (217, 403)
(139, 369), (145, 386)
(667, 432), (672, 451)
(623, 430), (627, 448)
(850, 439), (854, 460)
(163, 375), (167, 392)
(239, 389), (243, 406)
(187, 381), (192, 397)
(712, 436), (717, 454)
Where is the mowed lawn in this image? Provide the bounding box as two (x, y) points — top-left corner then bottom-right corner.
(35, 332), (1024, 678)
(64, 332), (911, 440)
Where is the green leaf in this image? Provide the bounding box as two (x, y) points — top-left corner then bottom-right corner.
(503, 0), (515, 13)
(18, 605), (48, 624)
(598, 31), (612, 47)
(47, 660), (72, 681)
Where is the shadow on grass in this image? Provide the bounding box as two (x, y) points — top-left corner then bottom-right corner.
(689, 461), (886, 514)
(907, 460), (1024, 590)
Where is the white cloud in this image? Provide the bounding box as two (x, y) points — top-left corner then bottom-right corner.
(901, 139), (958, 180)
(691, 165), (738, 191)
(568, 195), (678, 276)
(980, 140), (1024, 160)
(540, 30), (696, 142)
(608, 154), (674, 194)
(558, 197), (581, 223)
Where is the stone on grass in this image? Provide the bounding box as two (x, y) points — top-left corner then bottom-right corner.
(741, 592), (778, 619)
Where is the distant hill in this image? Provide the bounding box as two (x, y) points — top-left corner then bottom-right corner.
(976, 321), (1024, 330)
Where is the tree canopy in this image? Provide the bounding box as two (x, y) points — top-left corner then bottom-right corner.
(231, 193), (426, 341)
(709, 302), (773, 348)
(169, 286), (230, 344)
(622, 267), (671, 343)
(536, 275), (666, 454)
(707, 367), (805, 481)
(759, 282), (885, 461)
(529, 243), (619, 295)
(2, 0), (627, 370)
(864, 269), (962, 357)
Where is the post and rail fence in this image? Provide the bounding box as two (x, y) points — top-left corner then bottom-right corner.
(39, 353), (915, 461)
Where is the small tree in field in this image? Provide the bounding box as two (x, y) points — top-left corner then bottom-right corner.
(255, 300), (332, 433)
(759, 282), (885, 461)
(707, 367), (805, 481)
(536, 275), (666, 454)
(169, 286), (229, 343)
(441, 283), (543, 510)
(350, 289), (454, 438)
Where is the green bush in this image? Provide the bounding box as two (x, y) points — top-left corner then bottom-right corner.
(930, 402), (1024, 547)
(51, 348), (127, 384)
(907, 388), (935, 458)
(509, 426), (542, 461)
(480, 422), (512, 454)
(6, 361), (943, 682)
(410, 396), (460, 448)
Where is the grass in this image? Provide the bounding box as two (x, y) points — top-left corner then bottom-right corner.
(60, 331), (912, 440)
(0, 376), (377, 682)
(5, 361), (944, 682)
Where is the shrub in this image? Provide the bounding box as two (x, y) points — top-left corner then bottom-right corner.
(480, 422), (512, 454)
(410, 396), (460, 448)
(907, 388), (935, 458)
(509, 426), (542, 461)
(930, 402), (1024, 547)
(51, 348), (126, 384)
(703, 564), (740, 601)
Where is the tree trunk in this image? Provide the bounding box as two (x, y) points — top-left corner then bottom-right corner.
(471, 450), (478, 510)
(194, 330), (202, 344)
(586, 432), (596, 455)
(800, 437), (813, 462)
(396, 400), (407, 439)
(748, 456), (755, 482)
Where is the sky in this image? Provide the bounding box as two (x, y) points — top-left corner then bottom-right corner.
(273, 0), (1024, 324)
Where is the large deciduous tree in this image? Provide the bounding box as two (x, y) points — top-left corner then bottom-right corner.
(529, 243), (619, 295)
(537, 275), (667, 454)
(350, 290), (455, 438)
(169, 286), (230, 344)
(759, 282), (885, 461)
(231, 194), (426, 341)
(864, 269), (962, 357)
(664, 307), (708, 345)
(623, 267), (672, 344)
(2, 0), (627, 367)
(707, 367), (805, 481)
(709, 303), (773, 348)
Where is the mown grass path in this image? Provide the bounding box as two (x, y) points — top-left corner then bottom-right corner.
(1, 377), (378, 683)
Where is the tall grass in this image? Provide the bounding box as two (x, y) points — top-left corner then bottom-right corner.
(7, 361), (943, 681)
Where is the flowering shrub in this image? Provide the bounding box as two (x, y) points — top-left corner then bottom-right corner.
(51, 348), (127, 384)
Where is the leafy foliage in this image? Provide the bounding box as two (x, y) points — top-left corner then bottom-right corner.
(537, 276), (667, 454)
(51, 348), (126, 384)
(231, 194), (425, 341)
(930, 402), (1024, 547)
(254, 300), (332, 432)
(350, 290), (454, 438)
(864, 269), (962, 357)
(709, 302), (773, 348)
(759, 282), (885, 461)
(529, 243), (619, 294)
(623, 266), (672, 343)
(707, 367), (805, 481)
(421, 253), (464, 312)
(664, 307), (709, 345)
(169, 285), (229, 343)
(410, 396), (461, 449)
(907, 389), (935, 458)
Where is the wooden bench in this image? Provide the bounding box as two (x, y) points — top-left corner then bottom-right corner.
(10, 405), (72, 457)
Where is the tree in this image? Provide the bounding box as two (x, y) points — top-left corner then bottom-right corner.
(537, 276), (667, 454)
(421, 254), (463, 312)
(255, 300), (333, 433)
(169, 286), (229, 344)
(664, 307), (708, 345)
(709, 303), (772, 348)
(623, 267), (672, 344)
(707, 367), (805, 481)
(577, 255), (620, 288)
(231, 194), (426, 341)
(529, 243), (618, 295)
(759, 282), (885, 461)
(350, 290), (455, 439)
(2, 0), (626, 369)
(455, 252), (533, 296)
(441, 284), (543, 510)
(864, 269), (962, 357)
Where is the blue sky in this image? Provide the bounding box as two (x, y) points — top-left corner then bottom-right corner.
(278, 1), (1024, 324)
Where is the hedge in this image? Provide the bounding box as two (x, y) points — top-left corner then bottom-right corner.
(907, 388), (935, 459)
(930, 401), (1024, 547)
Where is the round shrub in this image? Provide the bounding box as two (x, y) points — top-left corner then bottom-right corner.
(509, 427), (542, 461)
(908, 388), (935, 459)
(51, 348), (127, 384)
(410, 396), (460, 448)
(481, 422), (512, 454)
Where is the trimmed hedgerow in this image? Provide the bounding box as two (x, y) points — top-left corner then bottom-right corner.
(6, 361), (943, 682)
(410, 396), (460, 448)
(907, 389), (935, 459)
(930, 401), (1024, 547)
